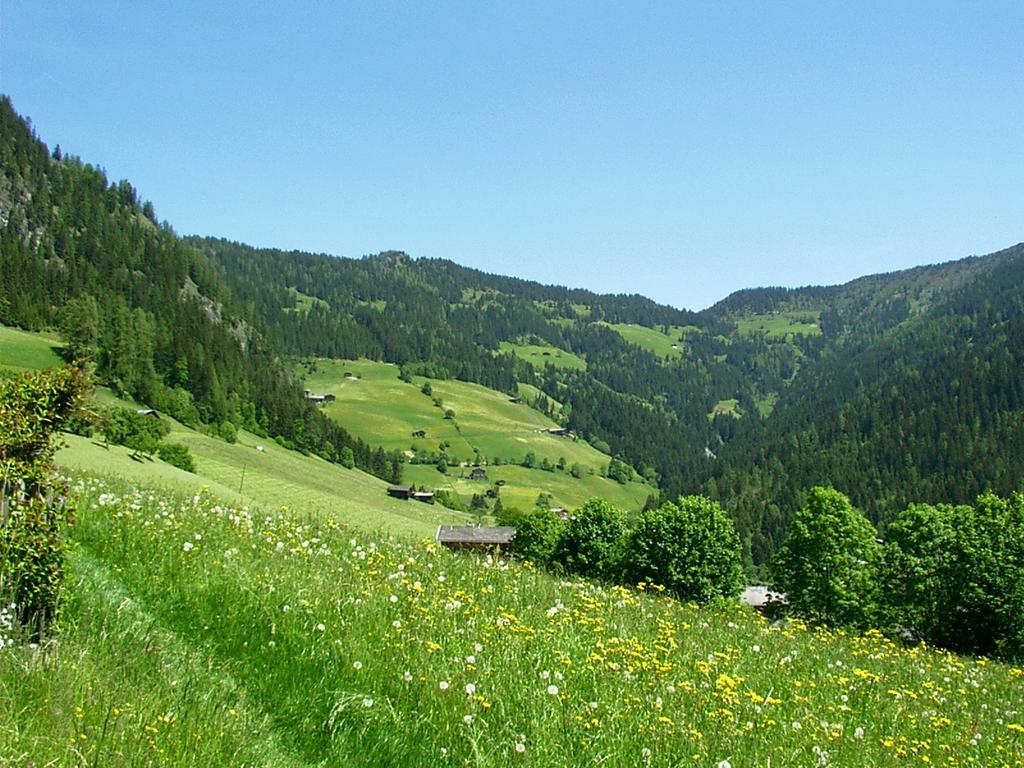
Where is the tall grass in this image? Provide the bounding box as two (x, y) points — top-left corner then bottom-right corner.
(3, 472), (1023, 766)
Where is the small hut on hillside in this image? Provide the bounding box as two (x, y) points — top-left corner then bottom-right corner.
(436, 525), (515, 552)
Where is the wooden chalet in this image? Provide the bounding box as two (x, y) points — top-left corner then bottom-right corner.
(387, 484), (413, 500)
(436, 525), (516, 551)
(469, 468), (487, 481)
(543, 427), (577, 440)
(412, 491), (435, 504)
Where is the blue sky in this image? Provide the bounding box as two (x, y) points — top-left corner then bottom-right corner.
(4, 2), (1022, 309)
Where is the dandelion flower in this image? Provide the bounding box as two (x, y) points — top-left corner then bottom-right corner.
(465, 683), (476, 696)
(515, 742), (526, 753)
(547, 685), (559, 696)
(403, 671), (413, 682)
(854, 727), (865, 739)
(362, 698), (374, 708)
(439, 680), (450, 691)
(315, 623), (326, 632)
(353, 661), (363, 670)
(463, 714), (474, 725)
(717, 761), (732, 768)
(182, 541), (194, 552)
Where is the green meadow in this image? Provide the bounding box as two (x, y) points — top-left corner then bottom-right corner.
(736, 311), (822, 338)
(4, 474), (1022, 767)
(299, 357), (653, 511)
(498, 340), (587, 371)
(601, 323), (697, 359)
(0, 324), (64, 372)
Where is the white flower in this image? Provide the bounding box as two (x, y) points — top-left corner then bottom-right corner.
(854, 727), (865, 739)
(362, 698), (374, 708)
(439, 680), (449, 691)
(752, 644), (761, 653)
(389, 594), (398, 603)
(392, 620), (402, 629)
(642, 747), (652, 758)
(315, 623), (325, 632)
(717, 761), (732, 768)
(353, 661), (363, 670)
(403, 671), (413, 682)
(465, 655), (475, 665)
(515, 742), (526, 753)
(546, 685), (559, 696)
(792, 721), (802, 730)
(465, 683), (476, 696)
(182, 541), (194, 552)
(463, 714), (474, 724)
(540, 670), (550, 680)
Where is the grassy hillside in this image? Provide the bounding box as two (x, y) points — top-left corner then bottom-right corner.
(735, 311), (822, 338)
(4, 472), (1022, 767)
(601, 323), (696, 358)
(0, 324), (64, 373)
(498, 340), (587, 371)
(300, 357), (654, 511)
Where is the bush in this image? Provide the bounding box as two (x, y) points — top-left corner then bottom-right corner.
(626, 495), (744, 604)
(877, 494), (1024, 660)
(497, 506), (565, 566)
(102, 407), (169, 458)
(773, 487), (881, 628)
(0, 366), (86, 639)
(555, 499), (627, 581)
(219, 421), (238, 444)
(157, 442), (195, 473)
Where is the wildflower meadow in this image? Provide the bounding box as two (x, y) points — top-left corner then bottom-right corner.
(2, 473), (1022, 767)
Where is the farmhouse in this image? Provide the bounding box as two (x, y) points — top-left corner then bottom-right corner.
(436, 525), (516, 551)
(412, 491), (435, 504)
(469, 468), (487, 481)
(387, 485), (413, 499)
(543, 427), (577, 440)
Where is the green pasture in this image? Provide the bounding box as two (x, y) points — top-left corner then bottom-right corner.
(57, 423), (464, 538)
(284, 287), (329, 313)
(0, 324), (64, 372)
(709, 398), (742, 420)
(300, 357), (653, 509)
(404, 462), (652, 514)
(736, 311), (821, 337)
(601, 323), (696, 358)
(498, 340), (587, 371)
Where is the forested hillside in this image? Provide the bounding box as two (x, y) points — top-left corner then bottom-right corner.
(0, 97), (399, 482)
(4, 93), (1023, 566)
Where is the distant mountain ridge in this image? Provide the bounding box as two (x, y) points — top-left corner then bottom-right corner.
(3, 93), (1023, 565)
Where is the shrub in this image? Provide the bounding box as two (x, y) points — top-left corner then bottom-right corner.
(626, 495), (744, 604)
(0, 366), (86, 639)
(773, 487), (881, 627)
(157, 442), (195, 473)
(555, 499), (627, 581)
(497, 506), (565, 566)
(219, 421), (238, 444)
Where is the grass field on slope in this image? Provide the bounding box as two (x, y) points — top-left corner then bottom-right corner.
(299, 357), (654, 511)
(0, 324), (64, 372)
(498, 340), (587, 371)
(5, 473), (1021, 768)
(736, 311), (822, 337)
(601, 323), (697, 359)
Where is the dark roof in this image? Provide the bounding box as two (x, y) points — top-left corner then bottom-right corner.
(388, 484), (412, 493)
(436, 525), (516, 546)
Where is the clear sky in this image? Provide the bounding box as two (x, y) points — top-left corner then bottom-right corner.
(3, 2), (1022, 310)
